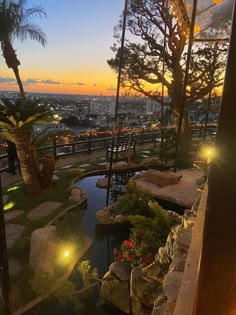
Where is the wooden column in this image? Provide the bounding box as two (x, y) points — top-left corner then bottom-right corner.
(194, 3), (236, 314)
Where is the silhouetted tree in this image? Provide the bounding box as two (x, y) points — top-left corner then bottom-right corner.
(108, 0), (227, 142)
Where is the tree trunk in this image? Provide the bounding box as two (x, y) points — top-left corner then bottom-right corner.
(13, 67), (27, 103)
(11, 128), (41, 195)
(2, 41), (26, 103)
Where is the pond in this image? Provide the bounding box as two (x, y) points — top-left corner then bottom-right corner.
(27, 171), (186, 315)
(29, 174), (129, 315)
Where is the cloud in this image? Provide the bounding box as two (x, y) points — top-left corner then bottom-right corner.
(0, 77), (16, 84)
(76, 82), (86, 86)
(107, 86), (116, 91)
(23, 78), (40, 86)
(42, 79), (60, 85)
(0, 76), (87, 87)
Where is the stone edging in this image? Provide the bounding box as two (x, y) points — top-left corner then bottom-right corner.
(173, 185), (208, 315)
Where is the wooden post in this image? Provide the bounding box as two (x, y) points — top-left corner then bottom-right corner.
(194, 3), (236, 314)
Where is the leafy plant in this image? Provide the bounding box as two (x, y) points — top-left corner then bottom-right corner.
(78, 260), (98, 287)
(114, 201), (173, 268)
(116, 181), (154, 215)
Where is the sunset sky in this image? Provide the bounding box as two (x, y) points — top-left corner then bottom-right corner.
(0, 0), (125, 95)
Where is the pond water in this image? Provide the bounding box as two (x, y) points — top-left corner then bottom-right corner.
(29, 174), (129, 315)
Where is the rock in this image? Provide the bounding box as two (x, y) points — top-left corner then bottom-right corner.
(114, 161), (128, 169)
(132, 296), (152, 315)
(163, 271), (183, 302)
(52, 175), (59, 180)
(183, 213), (196, 229)
(103, 270), (114, 281)
(142, 170), (180, 187)
(152, 294), (167, 315)
(96, 205), (114, 224)
(130, 267), (162, 309)
(70, 187), (82, 197)
(170, 246), (187, 272)
(109, 261), (130, 281)
(6, 224), (25, 249)
(142, 261), (162, 281)
(96, 177), (112, 188)
(195, 176), (206, 185)
(29, 226), (59, 274)
(155, 247), (170, 268)
(175, 228), (192, 251)
(101, 279), (130, 314)
(114, 214), (129, 223)
(163, 301), (176, 315)
(4, 210), (24, 222)
(143, 157), (161, 166)
(27, 201), (62, 220)
(68, 195), (81, 202)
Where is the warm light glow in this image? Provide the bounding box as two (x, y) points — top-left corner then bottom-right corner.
(194, 24), (201, 33)
(7, 186), (20, 192)
(212, 0), (223, 4)
(64, 251), (70, 257)
(202, 146), (216, 164)
(4, 202), (15, 211)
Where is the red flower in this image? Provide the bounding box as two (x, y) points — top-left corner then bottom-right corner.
(113, 248), (118, 255)
(124, 240), (134, 248)
(127, 255), (132, 261)
(118, 253), (123, 261)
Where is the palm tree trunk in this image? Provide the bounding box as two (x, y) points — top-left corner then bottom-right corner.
(2, 41), (26, 103)
(13, 67), (27, 103)
(11, 128), (41, 194)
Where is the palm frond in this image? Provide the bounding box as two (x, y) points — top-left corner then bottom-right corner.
(17, 23), (47, 46)
(0, 130), (15, 143)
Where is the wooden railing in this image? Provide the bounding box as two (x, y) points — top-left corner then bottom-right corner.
(0, 125), (216, 172)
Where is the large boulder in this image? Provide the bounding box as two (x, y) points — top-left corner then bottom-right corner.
(29, 226), (59, 275)
(141, 170), (180, 187)
(109, 261), (130, 282)
(130, 267), (163, 315)
(163, 271), (183, 302)
(101, 278), (130, 314)
(96, 177), (113, 189)
(96, 205), (115, 224)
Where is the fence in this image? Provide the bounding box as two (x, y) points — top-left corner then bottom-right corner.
(0, 125), (216, 172)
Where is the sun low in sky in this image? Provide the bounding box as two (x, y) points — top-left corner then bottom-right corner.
(0, 0), (125, 96)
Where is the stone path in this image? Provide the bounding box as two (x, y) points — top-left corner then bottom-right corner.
(6, 224), (25, 249)
(9, 258), (23, 276)
(4, 210), (24, 222)
(27, 201), (62, 220)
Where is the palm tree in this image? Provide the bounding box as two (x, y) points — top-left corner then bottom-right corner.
(0, 0), (47, 102)
(0, 98), (55, 194)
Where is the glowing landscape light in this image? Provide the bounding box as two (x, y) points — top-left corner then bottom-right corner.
(64, 251), (70, 257)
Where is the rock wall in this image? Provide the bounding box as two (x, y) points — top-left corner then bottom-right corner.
(101, 205), (198, 315)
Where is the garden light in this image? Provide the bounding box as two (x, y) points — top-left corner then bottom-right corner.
(64, 251), (70, 257)
(203, 146), (216, 164)
(3, 202), (15, 211)
(7, 185), (20, 192)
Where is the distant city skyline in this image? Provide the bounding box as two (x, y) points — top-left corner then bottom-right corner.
(0, 0), (125, 96)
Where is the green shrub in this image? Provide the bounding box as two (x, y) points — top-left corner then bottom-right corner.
(114, 201), (173, 268)
(116, 181), (154, 215)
